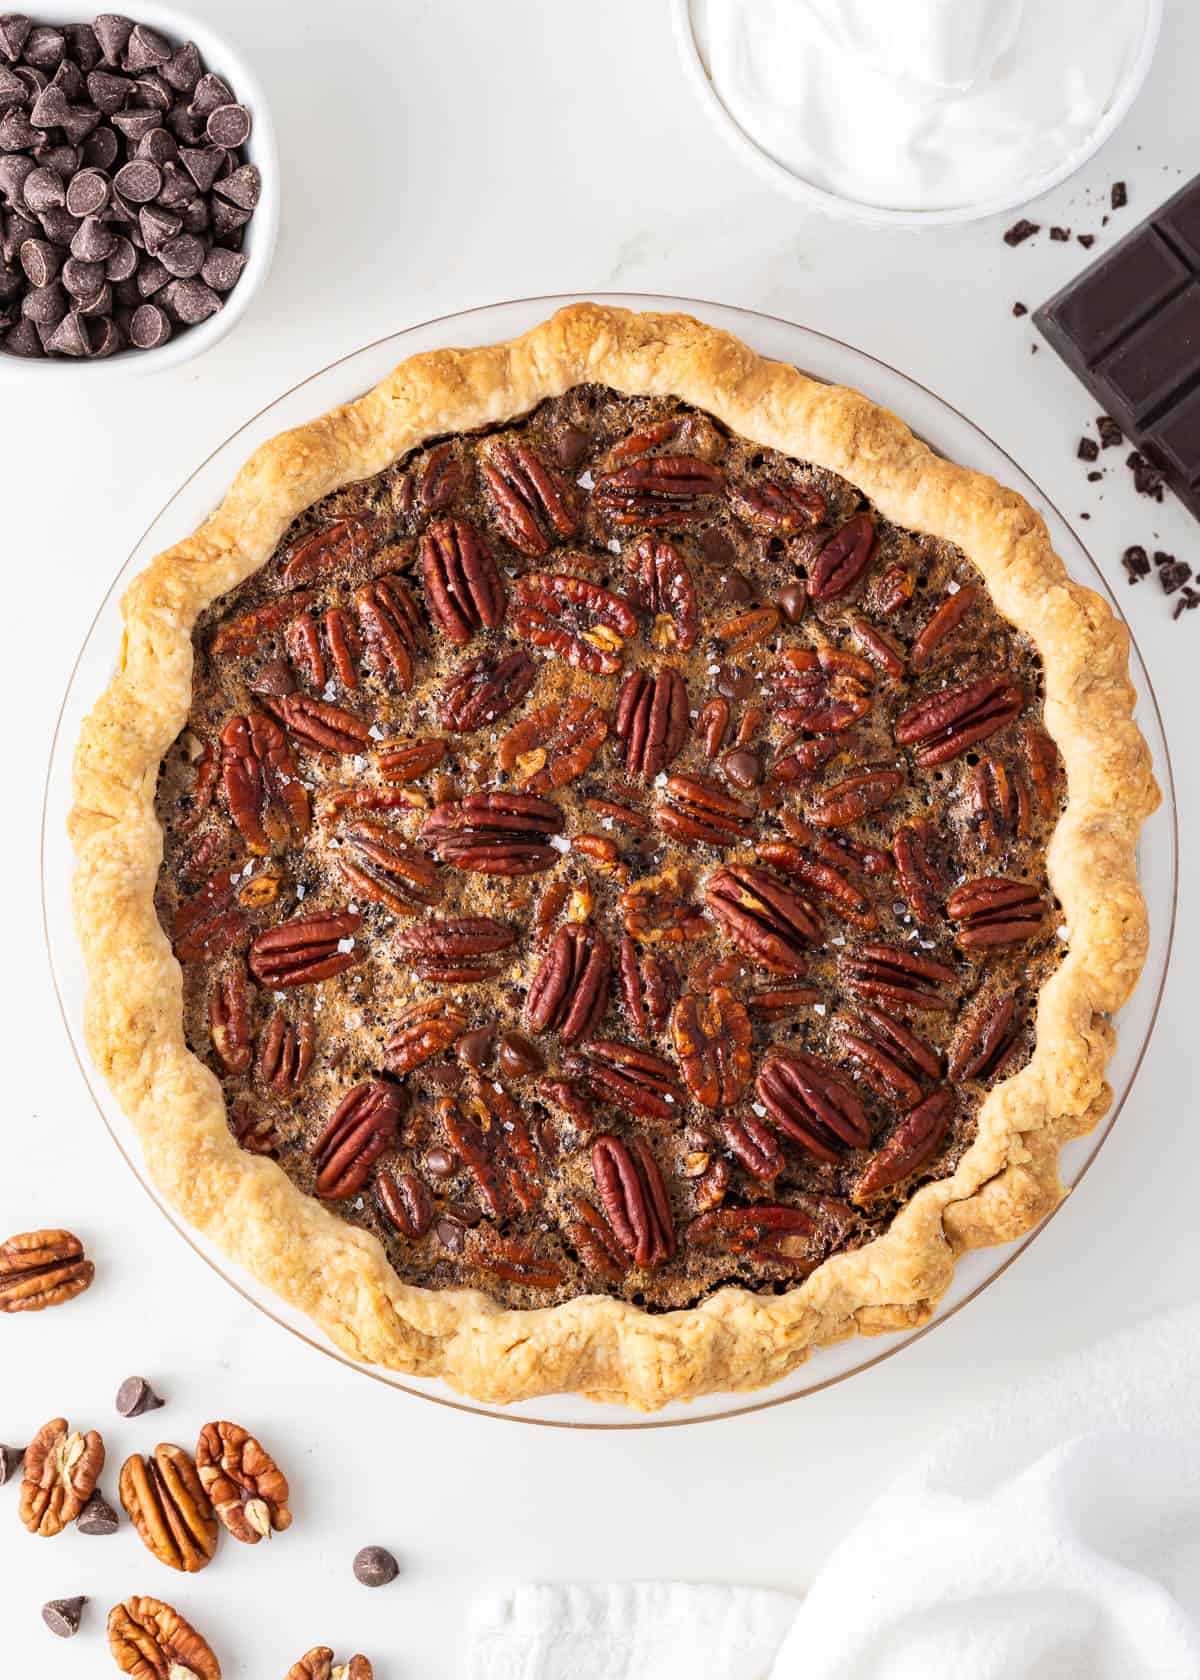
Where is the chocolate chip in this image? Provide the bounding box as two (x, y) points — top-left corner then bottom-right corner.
(71, 213), (117, 261)
(1011, 301), (1028, 317)
(162, 41), (201, 94)
(133, 71), (172, 114)
(82, 124), (118, 169)
(30, 81), (71, 127)
(158, 231), (206, 278)
(190, 70), (233, 117)
(1174, 589), (1200, 620)
(715, 665), (754, 701)
(161, 274), (219, 323)
(19, 237), (61, 287)
(553, 424), (591, 472)
(179, 143), (224, 192)
(125, 23), (173, 72)
(435, 1216), (466, 1253)
(0, 1442), (25, 1484)
(776, 580), (808, 623)
(353, 1545), (399, 1588)
(1086, 469), (1103, 482)
(1004, 218), (1039, 246)
(719, 567), (754, 606)
(42, 1597), (87, 1639)
(157, 159), (196, 208)
(455, 1026), (495, 1069)
(699, 526), (737, 572)
(498, 1031), (544, 1079)
(24, 26), (65, 69)
(250, 657), (296, 697)
(61, 253), (102, 293)
(86, 66), (128, 113)
(0, 105), (38, 149)
(135, 256), (169, 296)
(210, 195), (249, 238)
(1077, 436), (1099, 462)
(138, 126), (178, 165)
(75, 1489), (120, 1535)
(38, 204), (80, 244)
(62, 103), (103, 146)
(89, 313), (123, 355)
(450, 1200), (482, 1228)
(65, 168), (111, 217)
(1097, 415), (1123, 448)
(1112, 180), (1128, 210)
(116, 1374), (165, 1417)
(2, 316), (42, 355)
(0, 63), (22, 105)
(1160, 560), (1192, 594)
(65, 23), (101, 71)
(425, 1147), (457, 1178)
(1121, 544), (1150, 582)
(206, 102), (251, 147)
(44, 308), (89, 354)
(129, 300), (170, 346)
(200, 245), (245, 291)
(105, 233), (136, 280)
(139, 200), (180, 254)
(114, 158), (161, 203)
(0, 13), (32, 60)
(722, 748), (762, 789)
(213, 161), (260, 210)
(94, 14), (133, 66)
(111, 104), (161, 143)
(23, 165), (65, 215)
(21, 277), (66, 323)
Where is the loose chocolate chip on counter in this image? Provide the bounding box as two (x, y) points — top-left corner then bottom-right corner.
(776, 580), (808, 624)
(354, 1545), (400, 1588)
(1011, 301), (1028, 317)
(1004, 218), (1039, 246)
(1097, 415), (1123, 448)
(42, 1597), (88, 1639)
(1086, 469), (1103, 482)
(1111, 180), (1128, 210)
(129, 301), (171, 348)
(0, 1442), (25, 1484)
(206, 102), (251, 147)
(116, 1374), (165, 1417)
(76, 1489), (119, 1535)
(1077, 437), (1100, 462)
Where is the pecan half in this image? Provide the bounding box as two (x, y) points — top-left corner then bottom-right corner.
(619, 867), (707, 943)
(1023, 722), (1060, 819)
(399, 439), (463, 515)
(717, 1112), (785, 1181)
(255, 1008), (315, 1095)
(686, 1203), (828, 1272)
(287, 606), (363, 691)
(176, 736), (219, 832)
(716, 603), (781, 657)
(498, 697), (607, 792)
(849, 614), (905, 677)
(511, 571), (636, 674)
(671, 987), (752, 1108)
(538, 1076), (600, 1144)
(756, 1049), (871, 1163)
(108, 1596), (220, 1680)
(280, 515), (379, 587)
(852, 1088), (955, 1200)
(526, 923), (610, 1043)
(439, 1077), (541, 1218)
(892, 819), (945, 925)
(312, 1080), (402, 1199)
(563, 1195), (628, 1282)
(248, 910), (362, 987)
(895, 676), (1024, 767)
(808, 513), (878, 601)
(963, 756), (1031, 856)
(173, 867), (249, 965)
(947, 990), (1023, 1083)
(772, 645), (874, 732)
(219, 713), (310, 854)
(654, 772), (753, 845)
(266, 692), (372, 756)
(286, 1649), (372, 1680)
(377, 1169), (434, 1240)
(385, 996), (468, 1073)
(20, 1418), (104, 1536)
(395, 914), (517, 982)
(376, 737), (447, 783)
(481, 436), (577, 555)
(838, 942), (957, 1012)
(746, 984), (822, 1016)
(947, 877), (1045, 948)
(728, 478), (825, 533)
(591, 1134), (676, 1266)
(605, 417), (682, 462)
(195, 1420), (291, 1544)
(704, 864), (821, 972)
(617, 935), (679, 1038)
(755, 839), (876, 930)
(119, 1443), (217, 1573)
(594, 454), (724, 527)
(421, 516), (505, 645)
(566, 1038), (686, 1121)
(837, 1005), (941, 1105)
(355, 574), (428, 689)
(209, 590), (319, 657)
(909, 583), (980, 668)
(422, 788), (564, 875)
(806, 766), (904, 828)
(209, 966), (253, 1075)
(437, 648), (537, 731)
(468, 1230), (567, 1288)
(334, 820), (442, 916)
(769, 735), (841, 786)
(626, 534), (698, 649)
(614, 667), (689, 779)
(0, 1229), (93, 1314)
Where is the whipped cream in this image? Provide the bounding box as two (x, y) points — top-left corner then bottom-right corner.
(698, 0), (1145, 212)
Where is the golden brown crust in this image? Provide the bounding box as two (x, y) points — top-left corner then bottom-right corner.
(70, 304), (1158, 1409)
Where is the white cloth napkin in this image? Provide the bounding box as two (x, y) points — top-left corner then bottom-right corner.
(467, 1304), (1200, 1679)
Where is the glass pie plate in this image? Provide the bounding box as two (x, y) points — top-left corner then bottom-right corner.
(41, 293), (1177, 1427)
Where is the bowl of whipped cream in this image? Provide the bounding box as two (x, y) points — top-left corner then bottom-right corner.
(675, 0), (1162, 225)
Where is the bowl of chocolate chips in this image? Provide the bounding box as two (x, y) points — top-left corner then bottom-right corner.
(0, 5), (278, 371)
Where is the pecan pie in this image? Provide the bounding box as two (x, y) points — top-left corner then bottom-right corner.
(71, 305), (1158, 1408)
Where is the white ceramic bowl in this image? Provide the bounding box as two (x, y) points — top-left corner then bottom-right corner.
(673, 0), (1163, 228)
(2, 2), (278, 378)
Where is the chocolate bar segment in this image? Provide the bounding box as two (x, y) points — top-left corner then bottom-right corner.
(1035, 174), (1200, 520)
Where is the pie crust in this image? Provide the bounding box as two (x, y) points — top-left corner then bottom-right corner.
(70, 304), (1159, 1408)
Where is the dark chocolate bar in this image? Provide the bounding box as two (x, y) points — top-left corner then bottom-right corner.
(1035, 175), (1200, 519)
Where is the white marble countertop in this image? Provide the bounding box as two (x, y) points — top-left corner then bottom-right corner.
(4, 1), (1196, 1674)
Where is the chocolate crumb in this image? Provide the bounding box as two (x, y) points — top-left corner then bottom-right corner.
(1086, 470), (1103, 481)
(1159, 560), (1191, 594)
(1174, 588), (1200, 620)
(1004, 218), (1040, 246)
(1050, 226), (1071, 241)
(1129, 453), (1165, 500)
(1112, 181), (1128, 210)
(1097, 416), (1123, 448)
(1122, 545), (1150, 583)
(1078, 233), (1096, 249)
(1153, 550), (1173, 568)
(1012, 301), (1028, 317)
(1078, 437), (1100, 462)
(1079, 510), (1090, 518)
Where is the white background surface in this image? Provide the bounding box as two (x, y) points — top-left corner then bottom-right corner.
(4, 1), (1197, 1674)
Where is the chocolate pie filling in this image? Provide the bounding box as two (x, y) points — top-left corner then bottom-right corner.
(154, 384), (1065, 1311)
